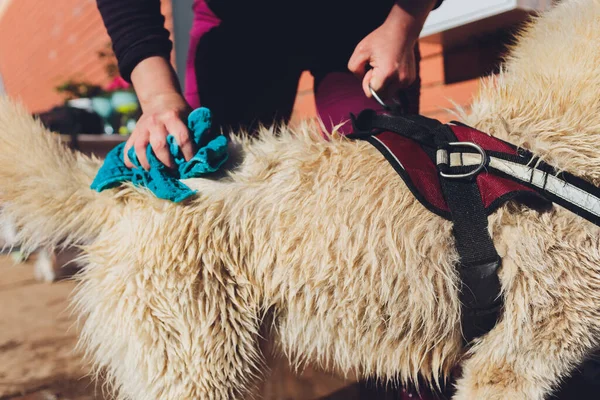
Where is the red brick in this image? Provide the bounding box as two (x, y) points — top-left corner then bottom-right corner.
(421, 107), (471, 123)
(291, 91), (317, 124)
(297, 71), (314, 93)
(0, 0), (174, 113)
(419, 40), (443, 59)
(420, 78), (479, 116)
(420, 54), (445, 87)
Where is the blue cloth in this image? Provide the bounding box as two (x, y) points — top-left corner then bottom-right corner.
(91, 107), (228, 202)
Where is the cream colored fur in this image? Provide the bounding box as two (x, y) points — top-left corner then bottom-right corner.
(1, 0), (599, 398)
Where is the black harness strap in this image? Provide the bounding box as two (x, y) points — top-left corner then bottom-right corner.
(351, 110), (503, 344)
(441, 177), (503, 343)
(349, 109), (447, 149)
(436, 126), (502, 343)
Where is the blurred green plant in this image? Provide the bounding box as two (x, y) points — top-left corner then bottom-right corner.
(55, 42), (120, 100)
(97, 41), (119, 79)
(53, 41), (141, 135)
(55, 80), (106, 100)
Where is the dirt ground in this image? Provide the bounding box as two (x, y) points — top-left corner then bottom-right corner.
(0, 253), (352, 400)
(0, 253), (100, 400)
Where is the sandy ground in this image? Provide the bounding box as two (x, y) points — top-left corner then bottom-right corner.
(0, 253), (352, 400)
(0, 254), (101, 400)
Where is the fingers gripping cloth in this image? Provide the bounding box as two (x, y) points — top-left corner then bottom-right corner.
(90, 108), (228, 202)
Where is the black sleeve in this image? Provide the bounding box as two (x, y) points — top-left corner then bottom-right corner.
(96, 0), (173, 82)
(434, 0), (444, 9)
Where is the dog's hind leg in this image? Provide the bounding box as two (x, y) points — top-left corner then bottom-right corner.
(74, 224), (265, 400)
(452, 313), (600, 400)
(452, 238), (600, 400)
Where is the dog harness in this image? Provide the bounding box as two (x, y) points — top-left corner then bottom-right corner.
(349, 109), (600, 343)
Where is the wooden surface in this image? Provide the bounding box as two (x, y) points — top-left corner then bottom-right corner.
(0, 254), (353, 400)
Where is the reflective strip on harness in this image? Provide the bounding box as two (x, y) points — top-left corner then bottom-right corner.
(443, 153), (600, 219)
(490, 157), (600, 219)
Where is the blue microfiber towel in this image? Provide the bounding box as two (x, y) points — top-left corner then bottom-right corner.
(90, 107), (228, 202)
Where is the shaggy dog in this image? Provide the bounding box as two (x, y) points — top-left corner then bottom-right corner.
(1, 0), (599, 398)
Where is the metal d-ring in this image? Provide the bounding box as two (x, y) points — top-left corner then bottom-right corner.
(439, 142), (487, 179)
(369, 84), (391, 111)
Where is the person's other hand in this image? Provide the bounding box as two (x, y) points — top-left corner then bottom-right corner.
(348, 21), (417, 101)
(348, 0), (436, 100)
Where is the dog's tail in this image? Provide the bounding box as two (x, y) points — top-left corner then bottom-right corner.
(0, 97), (121, 251)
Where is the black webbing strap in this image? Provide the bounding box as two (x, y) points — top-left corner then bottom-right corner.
(349, 109), (446, 149)
(440, 177), (503, 343)
(350, 110), (503, 344)
(436, 125), (503, 343)
(436, 124), (503, 343)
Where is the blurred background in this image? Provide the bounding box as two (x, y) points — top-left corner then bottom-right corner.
(0, 0), (553, 399)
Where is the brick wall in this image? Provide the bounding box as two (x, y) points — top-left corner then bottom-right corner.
(0, 0), (173, 113)
(418, 41), (479, 122)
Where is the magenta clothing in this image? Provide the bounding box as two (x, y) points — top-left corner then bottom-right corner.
(184, 0), (420, 135)
(184, 0), (219, 111)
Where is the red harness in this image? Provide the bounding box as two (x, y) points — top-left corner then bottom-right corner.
(364, 123), (548, 220)
(349, 110), (600, 343)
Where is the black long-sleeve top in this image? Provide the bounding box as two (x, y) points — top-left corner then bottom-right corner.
(96, 0), (444, 82)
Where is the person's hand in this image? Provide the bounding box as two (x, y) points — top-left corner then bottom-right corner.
(124, 93), (193, 170)
(348, 0), (436, 101)
(125, 56), (194, 170)
(348, 21), (417, 101)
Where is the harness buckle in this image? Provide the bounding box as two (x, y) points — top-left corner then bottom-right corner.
(438, 142), (487, 179)
(368, 84), (412, 115)
(369, 85), (391, 111)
